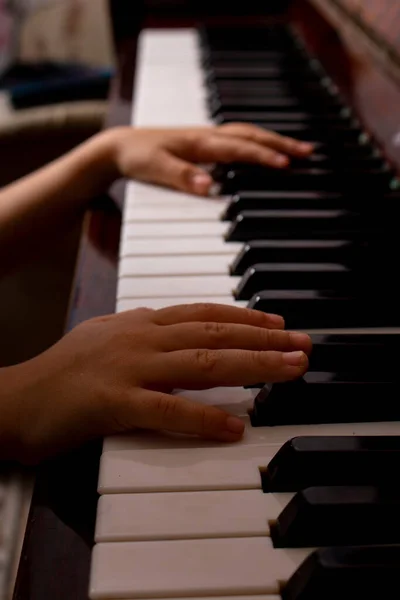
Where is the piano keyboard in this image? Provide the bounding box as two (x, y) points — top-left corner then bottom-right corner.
(89, 25), (400, 600)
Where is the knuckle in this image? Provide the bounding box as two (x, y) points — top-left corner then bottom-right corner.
(132, 307), (155, 318)
(229, 145), (247, 161)
(193, 302), (217, 320)
(195, 404), (210, 435)
(180, 163), (195, 182)
(154, 393), (178, 426)
(250, 350), (268, 370)
(195, 348), (220, 373)
(203, 321), (228, 342)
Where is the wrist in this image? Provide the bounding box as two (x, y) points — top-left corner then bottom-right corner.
(75, 128), (122, 197)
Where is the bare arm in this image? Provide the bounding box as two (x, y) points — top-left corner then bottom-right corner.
(0, 132), (117, 273)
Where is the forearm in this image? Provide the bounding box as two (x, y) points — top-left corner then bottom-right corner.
(0, 130), (119, 272)
(0, 364), (27, 462)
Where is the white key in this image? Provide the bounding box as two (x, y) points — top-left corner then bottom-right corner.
(116, 297), (246, 312)
(89, 538), (310, 599)
(120, 237), (241, 257)
(124, 206), (224, 222)
(122, 221), (227, 238)
(125, 183), (229, 209)
(95, 489), (293, 542)
(119, 255), (235, 277)
(98, 444), (278, 494)
(117, 274), (237, 299)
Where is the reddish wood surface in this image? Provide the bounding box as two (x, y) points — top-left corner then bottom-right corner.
(12, 2), (400, 599)
(333, 0), (400, 58)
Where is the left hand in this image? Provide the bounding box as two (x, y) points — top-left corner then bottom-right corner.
(106, 123), (313, 196)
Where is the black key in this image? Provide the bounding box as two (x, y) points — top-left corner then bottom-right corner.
(209, 91), (346, 113)
(206, 66), (321, 80)
(308, 334), (397, 373)
(282, 545), (400, 600)
(225, 210), (370, 242)
(212, 98), (343, 115)
(213, 108), (351, 125)
(217, 111), (356, 128)
(247, 290), (398, 329)
(234, 263), (351, 300)
(202, 50), (296, 62)
(287, 153), (385, 169)
(251, 376), (398, 426)
(213, 97), (303, 111)
(313, 141), (380, 157)
(220, 167), (392, 193)
(271, 485), (400, 547)
(261, 435), (400, 492)
(222, 192), (353, 220)
(251, 122), (365, 143)
(202, 49), (314, 68)
(230, 240), (359, 275)
(208, 80), (333, 98)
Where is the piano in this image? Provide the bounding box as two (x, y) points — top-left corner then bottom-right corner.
(12, 1), (400, 599)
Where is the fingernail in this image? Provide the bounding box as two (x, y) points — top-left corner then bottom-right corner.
(283, 350), (307, 366)
(225, 416), (245, 435)
(299, 142), (313, 152)
(275, 154), (288, 166)
(289, 332), (312, 348)
(191, 172), (212, 194)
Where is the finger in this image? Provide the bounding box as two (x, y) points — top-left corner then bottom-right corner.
(152, 302), (284, 329)
(217, 123), (314, 157)
(158, 322), (311, 353)
(116, 388), (245, 442)
(195, 133), (291, 168)
(152, 348), (308, 389)
(147, 148), (214, 195)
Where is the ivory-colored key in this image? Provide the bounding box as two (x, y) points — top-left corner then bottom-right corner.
(119, 255), (236, 277)
(124, 206), (224, 222)
(89, 537), (310, 599)
(98, 444), (277, 494)
(119, 238), (241, 258)
(121, 221), (228, 238)
(125, 185), (228, 209)
(95, 489), (293, 542)
(117, 274), (237, 299)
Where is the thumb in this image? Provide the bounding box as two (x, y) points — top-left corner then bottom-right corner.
(115, 388), (245, 442)
(153, 150), (213, 195)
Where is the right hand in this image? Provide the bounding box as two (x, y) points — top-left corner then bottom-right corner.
(4, 303), (311, 463)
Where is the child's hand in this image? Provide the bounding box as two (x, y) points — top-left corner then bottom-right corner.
(106, 123), (313, 195)
(3, 303), (311, 464)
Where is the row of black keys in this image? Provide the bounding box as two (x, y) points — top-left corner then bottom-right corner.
(262, 435), (400, 600)
(198, 26), (400, 600)
(199, 29), (400, 328)
(250, 334), (397, 426)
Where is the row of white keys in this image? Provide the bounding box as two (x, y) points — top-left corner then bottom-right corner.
(90, 537), (310, 599)
(119, 29), (246, 308)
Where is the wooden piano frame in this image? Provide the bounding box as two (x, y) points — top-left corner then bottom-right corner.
(12, 1), (400, 598)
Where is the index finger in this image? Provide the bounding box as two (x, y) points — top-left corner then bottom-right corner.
(151, 302), (285, 329)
